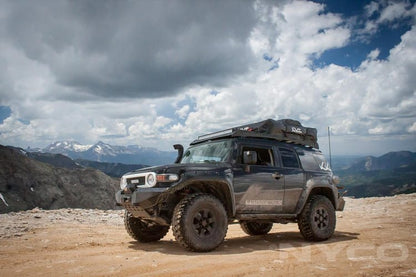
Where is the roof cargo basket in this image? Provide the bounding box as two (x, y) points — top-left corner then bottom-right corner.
(192, 118), (319, 149)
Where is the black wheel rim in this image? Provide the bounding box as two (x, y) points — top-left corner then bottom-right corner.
(313, 207), (329, 230)
(192, 209), (215, 237)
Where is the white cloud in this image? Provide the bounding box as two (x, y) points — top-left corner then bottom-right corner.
(358, 0), (415, 39)
(175, 105), (190, 119)
(408, 122), (416, 133)
(172, 1), (416, 150)
(378, 1), (410, 23)
(0, 0), (415, 156)
(367, 48), (380, 60)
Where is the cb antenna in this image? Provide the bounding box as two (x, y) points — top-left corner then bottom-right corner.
(327, 126), (332, 169)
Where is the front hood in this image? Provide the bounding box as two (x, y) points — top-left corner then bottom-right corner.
(124, 162), (232, 177)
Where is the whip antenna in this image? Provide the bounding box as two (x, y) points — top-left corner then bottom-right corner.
(328, 126), (332, 169)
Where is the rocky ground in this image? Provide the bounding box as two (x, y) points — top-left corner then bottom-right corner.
(0, 194), (415, 276)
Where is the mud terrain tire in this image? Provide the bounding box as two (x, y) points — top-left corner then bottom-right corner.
(172, 194), (228, 252)
(240, 221), (273, 235)
(298, 195), (336, 241)
(124, 211), (169, 242)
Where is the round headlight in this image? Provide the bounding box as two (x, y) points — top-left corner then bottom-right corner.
(120, 177), (127, 190)
(146, 173), (157, 187)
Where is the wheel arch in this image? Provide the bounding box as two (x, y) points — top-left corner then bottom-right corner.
(170, 179), (235, 219)
(296, 185), (337, 215)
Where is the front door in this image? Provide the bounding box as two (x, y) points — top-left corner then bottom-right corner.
(234, 145), (285, 214)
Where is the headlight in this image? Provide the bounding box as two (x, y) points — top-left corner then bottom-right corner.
(120, 176), (127, 190)
(146, 173), (157, 187)
(332, 175), (340, 185)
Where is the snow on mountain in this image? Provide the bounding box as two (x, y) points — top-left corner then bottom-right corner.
(37, 141), (176, 166)
(44, 141), (92, 153)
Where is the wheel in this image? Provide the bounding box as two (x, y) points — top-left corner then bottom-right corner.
(124, 210), (169, 242)
(172, 194), (228, 252)
(240, 221), (273, 235)
(298, 195), (336, 241)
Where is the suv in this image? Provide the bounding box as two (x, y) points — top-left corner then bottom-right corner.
(116, 119), (345, 252)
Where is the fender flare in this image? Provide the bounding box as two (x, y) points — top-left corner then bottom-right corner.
(295, 183), (338, 215)
(166, 170), (236, 217)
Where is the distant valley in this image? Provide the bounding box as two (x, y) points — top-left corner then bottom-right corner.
(332, 151), (416, 198)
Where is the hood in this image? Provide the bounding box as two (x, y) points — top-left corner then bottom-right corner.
(124, 162), (232, 176)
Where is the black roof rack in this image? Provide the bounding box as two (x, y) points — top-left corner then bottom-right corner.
(191, 118), (319, 149)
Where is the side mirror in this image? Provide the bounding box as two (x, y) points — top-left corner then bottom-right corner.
(243, 151), (257, 165)
(173, 144), (184, 164)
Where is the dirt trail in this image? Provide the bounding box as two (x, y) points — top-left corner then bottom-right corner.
(1, 194), (415, 276)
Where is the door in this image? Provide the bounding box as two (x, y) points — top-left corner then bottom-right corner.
(278, 147), (305, 213)
(234, 144), (285, 214)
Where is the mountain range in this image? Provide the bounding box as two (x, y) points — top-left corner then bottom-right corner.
(335, 151), (416, 198)
(29, 142), (416, 199)
(30, 141), (177, 166)
(1, 140), (415, 213)
(24, 150), (146, 178)
(340, 151), (416, 172)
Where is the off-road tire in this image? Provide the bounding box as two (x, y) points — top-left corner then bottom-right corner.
(124, 211), (169, 242)
(240, 221), (273, 236)
(298, 195), (336, 241)
(172, 193), (228, 252)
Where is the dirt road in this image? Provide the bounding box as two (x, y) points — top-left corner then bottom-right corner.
(1, 194), (415, 276)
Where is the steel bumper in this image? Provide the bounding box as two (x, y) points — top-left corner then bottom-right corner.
(115, 187), (168, 206)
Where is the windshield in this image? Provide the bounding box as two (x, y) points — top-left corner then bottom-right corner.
(180, 140), (232, 164)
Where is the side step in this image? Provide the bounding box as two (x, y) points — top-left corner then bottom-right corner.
(236, 213), (297, 223)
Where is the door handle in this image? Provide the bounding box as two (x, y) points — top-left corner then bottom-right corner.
(272, 172), (283, 179)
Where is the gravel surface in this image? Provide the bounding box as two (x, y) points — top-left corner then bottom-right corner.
(1, 194), (415, 277)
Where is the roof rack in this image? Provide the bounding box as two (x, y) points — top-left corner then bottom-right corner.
(191, 119), (319, 149)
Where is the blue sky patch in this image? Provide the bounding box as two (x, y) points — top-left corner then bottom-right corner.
(313, 23), (412, 69)
(0, 106), (11, 124)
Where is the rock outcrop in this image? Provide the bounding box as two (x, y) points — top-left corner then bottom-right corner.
(0, 145), (119, 213)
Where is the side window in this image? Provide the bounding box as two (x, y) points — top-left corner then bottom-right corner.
(279, 148), (300, 168)
(241, 146), (274, 167)
(297, 150), (320, 171)
(313, 152), (331, 171)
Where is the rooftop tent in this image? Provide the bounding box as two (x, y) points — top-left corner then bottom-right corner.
(236, 119), (319, 148)
(194, 119), (319, 149)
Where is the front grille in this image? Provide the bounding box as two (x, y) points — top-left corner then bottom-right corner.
(127, 176), (146, 186)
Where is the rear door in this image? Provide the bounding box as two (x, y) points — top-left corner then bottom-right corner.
(278, 147), (305, 213)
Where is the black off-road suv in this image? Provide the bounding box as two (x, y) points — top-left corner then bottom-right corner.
(116, 119), (345, 252)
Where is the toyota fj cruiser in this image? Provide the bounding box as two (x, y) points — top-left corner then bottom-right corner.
(116, 119), (345, 252)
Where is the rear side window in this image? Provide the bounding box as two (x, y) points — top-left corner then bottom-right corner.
(279, 148), (300, 168)
(312, 152), (331, 171)
(298, 150), (320, 171)
(297, 149), (330, 171)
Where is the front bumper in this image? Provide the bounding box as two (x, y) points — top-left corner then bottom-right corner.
(116, 187), (170, 225)
(115, 187), (168, 206)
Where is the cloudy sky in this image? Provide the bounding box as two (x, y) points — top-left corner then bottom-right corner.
(0, 0), (415, 156)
